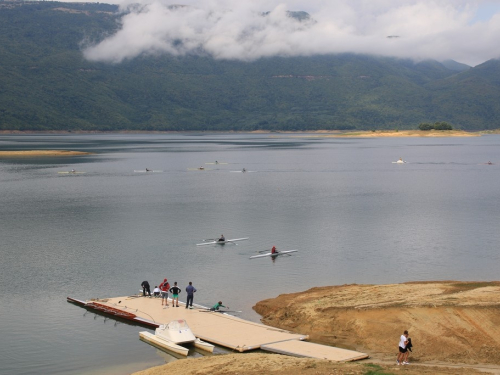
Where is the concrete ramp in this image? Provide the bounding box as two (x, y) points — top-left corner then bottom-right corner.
(261, 340), (369, 361)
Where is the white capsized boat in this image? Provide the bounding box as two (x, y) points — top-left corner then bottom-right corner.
(139, 319), (214, 356)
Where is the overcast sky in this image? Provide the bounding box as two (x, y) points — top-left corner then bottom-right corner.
(82, 0), (500, 66)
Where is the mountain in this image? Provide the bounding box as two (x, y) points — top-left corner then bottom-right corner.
(0, 1), (499, 131)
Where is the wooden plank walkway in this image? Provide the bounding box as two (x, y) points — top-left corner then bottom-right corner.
(68, 294), (368, 360)
(261, 340), (369, 361)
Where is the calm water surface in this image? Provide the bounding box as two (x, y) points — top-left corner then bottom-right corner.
(1, 133), (499, 375)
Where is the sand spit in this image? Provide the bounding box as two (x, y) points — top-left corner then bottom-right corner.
(0, 150), (91, 157)
(301, 130), (480, 137)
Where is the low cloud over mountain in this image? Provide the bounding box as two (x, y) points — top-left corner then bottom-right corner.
(83, 0), (500, 65)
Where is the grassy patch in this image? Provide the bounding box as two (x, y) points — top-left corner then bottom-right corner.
(363, 363), (394, 375)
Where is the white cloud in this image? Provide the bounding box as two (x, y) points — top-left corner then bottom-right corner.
(82, 0), (500, 66)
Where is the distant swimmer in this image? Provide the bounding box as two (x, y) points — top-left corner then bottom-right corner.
(218, 234), (225, 242)
(271, 246), (278, 255)
(210, 301), (227, 311)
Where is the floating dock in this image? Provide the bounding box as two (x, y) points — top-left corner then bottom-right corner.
(68, 295), (368, 361)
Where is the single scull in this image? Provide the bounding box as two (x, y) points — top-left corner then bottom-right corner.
(197, 237), (249, 246)
(249, 250), (298, 259)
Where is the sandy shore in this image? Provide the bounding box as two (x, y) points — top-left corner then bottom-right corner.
(133, 352), (488, 375)
(300, 130), (481, 137)
(133, 281), (500, 375)
(0, 150), (91, 157)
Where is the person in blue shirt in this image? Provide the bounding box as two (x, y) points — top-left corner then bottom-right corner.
(185, 281), (197, 309)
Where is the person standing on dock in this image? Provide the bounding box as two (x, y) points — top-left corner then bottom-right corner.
(159, 278), (170, 307)
(185, 281), (197, 309)
(169, 282), (181, 307)
(141, 281), (151, 297)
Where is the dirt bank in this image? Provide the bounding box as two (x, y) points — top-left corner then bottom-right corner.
(254, 282), (500, 365)
(0, 150), (91, 157)
(133, 352), (486, 375)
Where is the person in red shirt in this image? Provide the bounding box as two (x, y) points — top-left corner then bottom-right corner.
(159, 278), (170, 308)
(271, 246), (278, 255)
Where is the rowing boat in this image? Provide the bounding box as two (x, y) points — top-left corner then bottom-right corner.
(250, 250), (298, 259)
(58, 171), (86, 174)
(197, 237), (249, 246)
(133, 170), (163, 173)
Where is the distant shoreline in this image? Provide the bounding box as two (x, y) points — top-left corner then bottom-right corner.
(0, 150), (91, 157)
(0, 129), (496, 137)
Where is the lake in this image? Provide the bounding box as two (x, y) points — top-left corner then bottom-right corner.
(1, 133), (499, 375)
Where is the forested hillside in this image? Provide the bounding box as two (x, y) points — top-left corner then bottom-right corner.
(1, 1), (499, 131)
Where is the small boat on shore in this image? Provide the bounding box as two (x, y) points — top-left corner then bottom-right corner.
(139, 319), (214, 356)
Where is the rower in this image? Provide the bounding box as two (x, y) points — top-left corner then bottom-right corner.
(271, 246), (278, 255)
(71, 169), (76, 173)
(242, 168), (246, 173)
(210, 301), (227, 311)
(487, 161), (493, 165)
(218, 234), (225, 242)
(215, 161), (219, 164)
(146, 168), (151, 172)
(199, 166), (205, 170)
